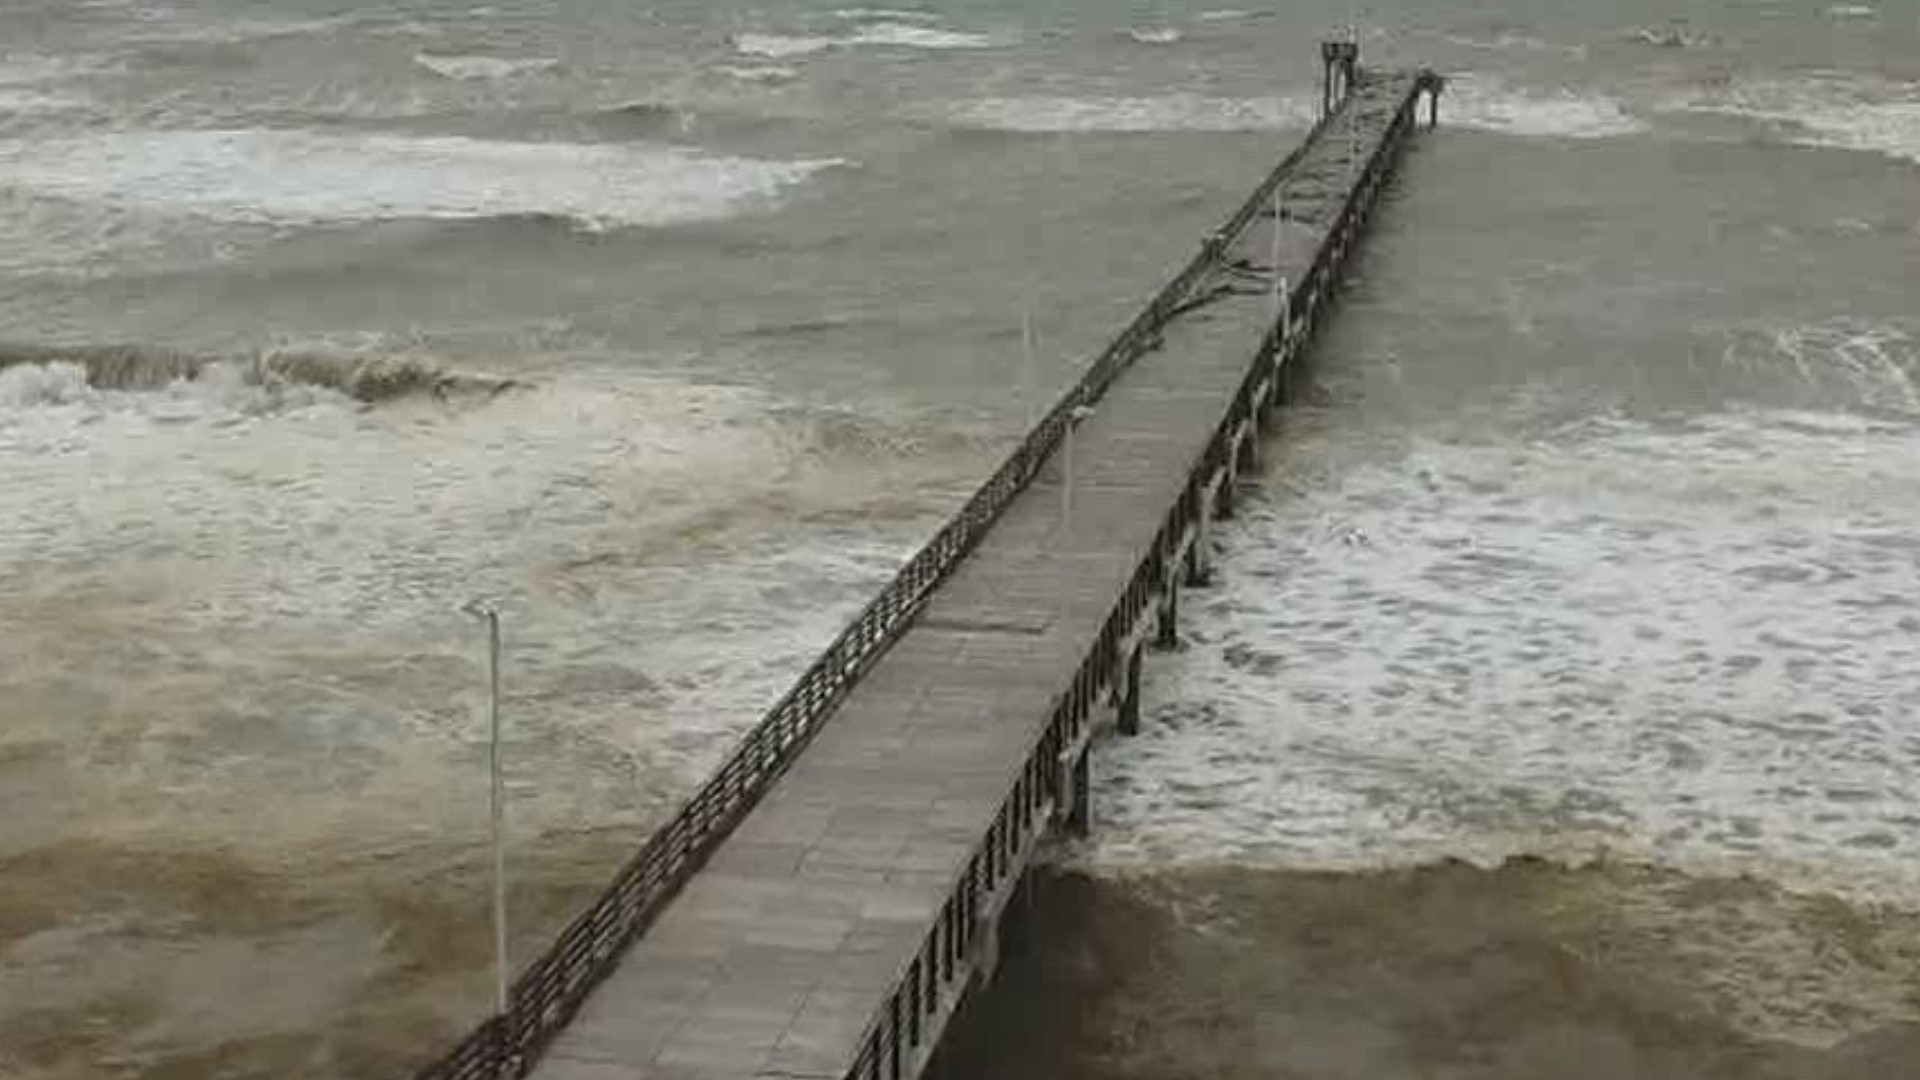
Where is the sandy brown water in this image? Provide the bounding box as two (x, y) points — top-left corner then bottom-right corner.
(949, 860), (1920, 1080)
(4, 1), (1919, 1076)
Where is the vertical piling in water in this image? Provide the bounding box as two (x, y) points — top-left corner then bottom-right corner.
(1066, 749), (1091, 834)
(1186, 510), (1213, 587)
(1116, 646), (1143, 736)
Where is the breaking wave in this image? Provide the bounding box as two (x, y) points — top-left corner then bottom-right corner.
(1623, 25), (1721, 49)
(732, 32), (839, 58)
(412, 52), (560, 80)
(1127, 27), (1185, 45)
(1440, 31), (1587, 59)
(832, 8), (938, 21)
(1090, 407), (1920, 907)
(1442, 73), (1647, 139)
(715, 64), (800, 85)
(943, 93), (1313, 134)
(1662, 73), (1920, 165)
(1718, 320), (1920, 415)
(731, 22), (994, 58)
(0, 344), (519, 405)
(0, 130), (849, 230)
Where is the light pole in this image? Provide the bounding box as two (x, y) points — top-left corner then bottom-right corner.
(461, 599), (510, 1021)
(1022, 305), (1038, 432)
(1270, 187), (1286, 328)
(1062, 403), (1095, 531)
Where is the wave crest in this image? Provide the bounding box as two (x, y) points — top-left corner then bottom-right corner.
(944, 93), (1311, 134)
(731, 21), (994, 58)
(412, 53), (560, 80)
(1443, 74), (1646, 139)
(0, 344), (518, 404)
(1127, 28), (1185, 45)
(0, 131), (848, 230)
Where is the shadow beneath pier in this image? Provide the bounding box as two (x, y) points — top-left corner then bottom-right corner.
(940, 859), (1920, 1080)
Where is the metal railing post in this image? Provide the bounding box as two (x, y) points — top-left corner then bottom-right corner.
(462, 600), (511, 1031)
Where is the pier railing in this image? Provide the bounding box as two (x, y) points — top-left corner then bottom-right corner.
(410, 62), (1434, 1080)
(841, 68), (1437, 1080)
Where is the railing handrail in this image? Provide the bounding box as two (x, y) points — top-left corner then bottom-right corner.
(839, 67), (1434, 1080)
(408, 66), (1391, 1080)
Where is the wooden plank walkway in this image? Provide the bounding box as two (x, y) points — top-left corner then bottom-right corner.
(522, 70), (1439, 1080)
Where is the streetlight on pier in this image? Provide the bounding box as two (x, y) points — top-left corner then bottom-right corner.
(1062, 402), (1096, 531)
(461, 599), (510, 1022)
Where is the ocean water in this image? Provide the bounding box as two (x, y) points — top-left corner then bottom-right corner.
(0, 1), (1915, 1077)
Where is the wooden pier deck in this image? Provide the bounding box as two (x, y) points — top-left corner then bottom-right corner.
(414, 51), (1442, 1080)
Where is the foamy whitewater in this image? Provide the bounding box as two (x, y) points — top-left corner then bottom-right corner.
(944, 93), (1313, 133)
(732, 20), (994, 58)
(4, 0), (1918, 1075)
(1091, 408), (1920, 904)
(0, 132), (844, 230)
(413, 53), (560, 80)
(1665, 73), (1920, 165)
(1441, 73), (1647, 139)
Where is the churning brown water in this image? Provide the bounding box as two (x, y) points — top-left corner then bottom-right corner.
(4, 0), (1919, 1076)
(950, 861), (1920, 1080)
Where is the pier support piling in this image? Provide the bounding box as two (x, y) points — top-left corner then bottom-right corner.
(1185, 516), (1214, 588)
(443, 43), (1447, 1080)
(1066, 749), (1091, 835)
(1116, 646), (1143, 736)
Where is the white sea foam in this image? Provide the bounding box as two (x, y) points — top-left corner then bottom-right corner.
(1440, 31), (1587, 59)
(732, 32), (839, 58)
(1088, 408), (1920, 907)
(0, 55), (86, 85)
(1666, 75), (1920, 165)
(0, 87), (86, 114)
(0, 52), (116, 107)
(1827, 4), (1877, 19)
(412, 52), (559, 80)
(944, 93), (1313, 133)
(0, 362), (959, 846)
(1443, 73), (1647, 139)
(1625, 26), (1717, 49)
(732, 22), (993, 58)
(849, 22), (994, 49)
(1720, 321), (1920, 414)
(118, 13), (365, 45)
(0, 361), (95, 408)
(0, 131), (847, 230)
(833, 7), (938, 21)
(1197, 9), (1254, 21)
(716, 63), (801, 84)
(1127, 27), (1184, 45)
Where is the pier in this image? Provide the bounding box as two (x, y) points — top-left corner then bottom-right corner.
(413, 48), (1444, 1080)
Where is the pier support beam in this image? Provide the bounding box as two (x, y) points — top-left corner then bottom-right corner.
(1065, 748), (1091, 835)
(1155, 584), (1179, 649)
(1185, 516), (1213, 588)
(1116, 646), (1143, 736)
(1422, 73), (1445, 128)
(972, 906), (1000, 985)
(1321, 39), (1361, 116)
